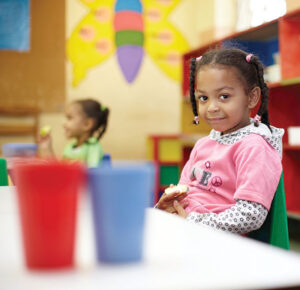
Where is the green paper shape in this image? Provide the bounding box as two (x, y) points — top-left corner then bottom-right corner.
(115, 30), (144, 47)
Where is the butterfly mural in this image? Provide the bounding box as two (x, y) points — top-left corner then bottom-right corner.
(67, 0), (190, 86)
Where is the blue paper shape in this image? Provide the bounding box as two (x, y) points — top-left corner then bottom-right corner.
(0, 0), (30, 51)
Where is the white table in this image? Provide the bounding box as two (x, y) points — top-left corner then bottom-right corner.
(1, 186), (300, 290)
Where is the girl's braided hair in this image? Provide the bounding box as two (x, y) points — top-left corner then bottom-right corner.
(189, 48), (271, 131)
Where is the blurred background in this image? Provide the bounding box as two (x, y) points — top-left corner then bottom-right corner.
(1, 0), (297, 159)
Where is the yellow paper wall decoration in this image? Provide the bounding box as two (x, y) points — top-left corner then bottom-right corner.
(67, 0), (190, 86)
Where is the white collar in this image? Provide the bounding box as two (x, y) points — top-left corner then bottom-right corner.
(209, 119), (284, 158)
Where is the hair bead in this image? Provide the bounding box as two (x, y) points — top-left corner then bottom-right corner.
(246, 54), (253, 63)
(194, 116), (200, 125)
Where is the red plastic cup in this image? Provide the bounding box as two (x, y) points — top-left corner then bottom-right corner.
(13, 160), (85, 269)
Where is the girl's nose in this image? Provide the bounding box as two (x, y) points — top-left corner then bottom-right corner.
(207, 100), (219, 112)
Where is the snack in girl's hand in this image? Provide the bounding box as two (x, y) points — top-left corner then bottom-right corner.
(40, 125), (52, 137)
(165, 184), (189, 196)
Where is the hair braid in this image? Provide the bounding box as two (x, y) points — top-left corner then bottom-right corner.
(189, 57), (198, 123)
(97, 108), (109, 140)
(251, 58), (272, 131)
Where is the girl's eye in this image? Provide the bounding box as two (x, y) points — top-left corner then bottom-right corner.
(198, 96), (208, 102)
(220, 94), (229, 100)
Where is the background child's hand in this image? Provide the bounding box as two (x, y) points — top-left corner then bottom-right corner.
(173, 200), (188, 218)
(38, 126), (54, 157)
(40, 125), (52, 138)
(38, 133), (51, 149)
(156, 187), (188, 213)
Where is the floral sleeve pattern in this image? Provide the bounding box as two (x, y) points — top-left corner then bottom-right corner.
(186, 200), (268, 234)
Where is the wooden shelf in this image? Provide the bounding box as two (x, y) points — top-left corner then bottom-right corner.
(234, 20), (278, 41)
(283, 145), (300, 151)
(281, 77), (300, 86)
(287, 211), (300, 220)
(267, 82), (281, 89)
(268, 78), (300, 89)
(0, 125), (36, 135)
(0, 106), (39, 140)
(0, 107), (38, 116)
(159, 161), (180, 166)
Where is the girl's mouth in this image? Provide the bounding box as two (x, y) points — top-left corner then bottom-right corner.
(207, 117), (225, 122)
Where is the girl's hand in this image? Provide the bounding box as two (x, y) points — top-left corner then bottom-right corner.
(156, 186), (188, 213)
(173, 200), (188, 218)
(38, 131), (54, 158)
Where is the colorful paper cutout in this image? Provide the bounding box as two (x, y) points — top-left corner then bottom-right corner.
(67, 0), (189, 85)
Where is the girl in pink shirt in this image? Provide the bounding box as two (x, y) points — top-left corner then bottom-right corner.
(156, 48), (283, 234)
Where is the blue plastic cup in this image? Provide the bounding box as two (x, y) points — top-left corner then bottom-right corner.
(88, 163), (153, 263)
(2, 143), (38, 184)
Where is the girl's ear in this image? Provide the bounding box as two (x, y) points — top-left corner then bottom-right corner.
(83, 118), (94, 131)
(248, 86), (261, 109)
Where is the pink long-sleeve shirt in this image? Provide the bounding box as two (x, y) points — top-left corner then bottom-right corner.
(179, 128), (282, 215)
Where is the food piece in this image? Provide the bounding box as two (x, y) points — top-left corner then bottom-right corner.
(40, 125), (51, 137)
(165, 184), (188, 195)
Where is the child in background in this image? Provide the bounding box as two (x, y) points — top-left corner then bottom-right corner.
(39, 99), (109, 168)
(156, 48), (284, 234)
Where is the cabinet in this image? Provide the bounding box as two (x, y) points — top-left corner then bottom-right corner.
(0, 106), (39, 156)
(147, 135), (182, 203)
(181, 9), (300, 214)
(147, 134), (207, 203)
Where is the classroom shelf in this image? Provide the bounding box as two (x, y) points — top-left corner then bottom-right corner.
(287, 211), (300, 220)
(268, 82), (281, 89)
(0, 125), (36, 135)
(160, 165), (180, 186)
(283, 145), (300, 151)
(279, 11), (300, 79)
(0, 106), (39, 142)
(147, 135), (184, 203)
(281, 77), (300, 86)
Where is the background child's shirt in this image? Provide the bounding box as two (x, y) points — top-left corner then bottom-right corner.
(63, 137), (104, 168)
(179, 121), (284, 214)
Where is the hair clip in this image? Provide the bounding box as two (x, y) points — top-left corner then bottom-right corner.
(196, 56), (202, 62)
(100, 105), (106, 111)
(246, 54), (253, 63)
(253, 114), (261, 126)
(194, 116), (200, 125)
